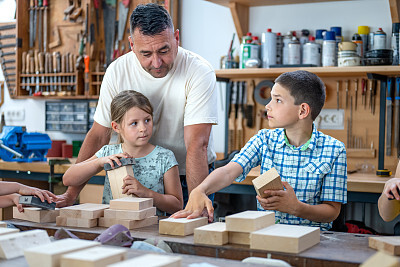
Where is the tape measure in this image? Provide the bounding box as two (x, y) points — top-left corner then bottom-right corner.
(254, 80), (274, 106)
(376, 169), (392, 177)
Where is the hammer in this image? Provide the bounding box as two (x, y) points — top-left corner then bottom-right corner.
(104, 158), (136, 199)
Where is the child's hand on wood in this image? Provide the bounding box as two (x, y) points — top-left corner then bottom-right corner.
(257, 181), (300, 215)
(122, 175), (147, 197)
(18, 184), (56, 204)
(11, 194), (24, 212)
(100, 152), (132, 169)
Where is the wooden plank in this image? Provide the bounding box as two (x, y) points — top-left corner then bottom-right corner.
(360, 251), (400, 267)
(108, 253), (182, 267)
(0, 229), (50, 259)
(228, 231), (250, 245)
(59, 203), (109, 219)
(60, 246), (127, 267)
(0, 221), (6, 228)
(250, 224), (320, 253)
(225, 211), (275, 233)
(109, 197), (153, 211)
(194, 222), (228, 246)
(98, 216), (158, 230)
(104, 207), (156, 220)
(13, 206), (59, 223)
(252, 168), (283, 197)
(107, 166), (133, 199)
(159, 217), (208, 236)
(0, 228), (19, 236)
(389, 0), (400, 23)
(24, 238), (100, 267)
(369, 236), (400, 256)
(56, 216), (98, 228)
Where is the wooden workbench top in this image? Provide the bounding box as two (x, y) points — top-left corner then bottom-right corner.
(5, 219), (376, 267)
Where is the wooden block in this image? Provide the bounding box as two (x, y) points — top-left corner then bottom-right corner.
(194, 222), (228, 246)
(228, 231), (250, 245)
(60, 246), (127, 267)
(98, 216), (158, 229)
(109, 197), (153, 211)
(107, 165), (134, 199)
(369, 236), (400, 255)
(0, 228), (19, 236)
(24, 238), (100, 267)
(0, 229), (50, 259)
(360, 251), (400, 267)
(104, 207), (156, 220)
(159, 217), (208, 236)
(56, 216), (98, 228)
(252, 168), (283, 198)
(225, 211), (275, 233)
(59, 203), (110, 219)
(0, 221), (7, 228)
(108, 253), (182, 267)
(250, 224), (320, 253)
(13, 206), (60, 223)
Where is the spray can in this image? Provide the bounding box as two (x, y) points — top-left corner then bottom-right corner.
(374, 28), (386, 49)
(368, 32), (375, 51)
(276, 32), (283, 65)
(392, 23), (400, 65)
(358, 26), (369, 54)
(352, 33), (363, 57)
(299, 29), (310, 63)
(240, 32), (253, 69)
(330, 27), (342, 66)
(282, 32), (292, 65)
(303, 36), (321, 66)
(261, 29), (277, 68)
(322, 31), (336, 67)
(315, 29), (327, 46)
(288, 36), (301, 64)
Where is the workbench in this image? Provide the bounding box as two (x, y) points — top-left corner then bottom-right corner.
(4, 219), (378, 267)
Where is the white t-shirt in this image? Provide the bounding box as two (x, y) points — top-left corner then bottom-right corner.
(94, 46), (218, 175)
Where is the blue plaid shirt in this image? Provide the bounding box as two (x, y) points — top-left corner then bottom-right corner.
(232, 125), (347, 230)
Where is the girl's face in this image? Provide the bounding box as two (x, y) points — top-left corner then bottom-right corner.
(113, 106), (153, 147)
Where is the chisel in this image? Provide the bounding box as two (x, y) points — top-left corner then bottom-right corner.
(29, 0), (34, 47)
(336, 80), (340, 110)
(34, 50), (40, 94)
(386, 78), (393, 156)
(395, 78), (400, 149)
(228, 81), (235, 153)
(37, 0), (42, 52)
(246, 80), (255, 128)
(21, 51), (26, 90)
(43, 0), (48, 52)
(345, 80), (349, 109)
(354, 79), (358, 111)
(25, 52), (30, 94)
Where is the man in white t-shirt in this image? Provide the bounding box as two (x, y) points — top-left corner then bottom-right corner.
(56, 3), (218, 207)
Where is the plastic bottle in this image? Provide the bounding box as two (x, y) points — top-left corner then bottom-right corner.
(288, 36), (301, 64)
(352, 33), (363, 57)
(392, 23), (400, 65)
(315, 29), (327, 46)
(261, 29), (277, 68)
(374, 28), (386, 49)
(303, 36), (321, 66)
(358, 26), (369, 54)
(322, 31), (336, 67)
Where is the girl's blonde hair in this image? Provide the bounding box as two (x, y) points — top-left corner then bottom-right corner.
(111, 90), (153, 143)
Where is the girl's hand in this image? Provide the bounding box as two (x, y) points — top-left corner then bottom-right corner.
(11, 194), (24, 212)
(122, 175), (148, 198)
(100, 152), (132, 169)
(18, 185), (57, 204)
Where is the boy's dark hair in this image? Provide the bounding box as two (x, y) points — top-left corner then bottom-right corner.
(275, 70), (326, 120)
(130, 3), (173, 37)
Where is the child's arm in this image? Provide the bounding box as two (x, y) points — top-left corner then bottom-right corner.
(172, 162), (243, 222)
(0, 181), (56, 203)
(122, 165), (183, 214)
(258, 181), (341, 222)
(378, 178), (400, 222)
(63, 152), (132, 186)
(0, 194), (24, 212)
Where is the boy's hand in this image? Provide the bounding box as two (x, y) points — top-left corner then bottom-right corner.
(101, 152), (132, 169)
(383, 178), (400, 200)
(257, 181), (300, 215)
(171, 188), (213, 222)
(18, 185), (57, 204)
(122, 175), (147, 197)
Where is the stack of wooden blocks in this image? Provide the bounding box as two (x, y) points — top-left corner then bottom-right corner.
(13, 206), (60, 223)
(193, 210), (320, 254)
(56, 203), (110, 228)
(99, 197), (158, 229)
(363, 236), (400, 266)
(159, 217), (208, 236)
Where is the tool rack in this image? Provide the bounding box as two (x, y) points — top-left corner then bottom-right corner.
(14, 0), (179, 99)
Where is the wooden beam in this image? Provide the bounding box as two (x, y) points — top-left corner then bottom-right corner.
(389, 0), (400, 22)
(229, 2), (248, 41)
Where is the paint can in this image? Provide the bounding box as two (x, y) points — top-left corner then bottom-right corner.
(299, 29), (310, 63)
(276, 32), (283, 65)
(282, 32), (292, 65)
(322, 31), (336, 67)
(261, 29), (277, 68)
(315, 29), (326, 46)
(358, 26), (369, 55)
(374, 28), (386, 49)
(392, 23), (400, 65)
(338, 51), (360, 67)
(288, 36), (301, 64)
(303, 36), (321, 66)
(240, 33), (258, 69)
(368, 32), (375, 51)
(330, 27), (342, 66)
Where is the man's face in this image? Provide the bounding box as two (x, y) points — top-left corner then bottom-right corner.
(129, 27), (179, 78)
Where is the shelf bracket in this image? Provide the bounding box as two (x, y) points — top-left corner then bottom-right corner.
(228, 2), (248, 41)
(389, 0), (400, 22)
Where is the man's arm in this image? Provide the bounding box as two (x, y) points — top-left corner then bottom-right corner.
(56, 122), (112, 207)
(184, 123), (212, 194)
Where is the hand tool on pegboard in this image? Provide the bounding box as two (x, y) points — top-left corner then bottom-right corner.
(246, 80), (255, 128)
(395, 78), (400, 150)
(37, 0), (42, 52)
(33, 0), (38, 45)
(64, 0), (75, 20)
(354, 79), (358, 110)
(361, 78), (366, 109)
(386, 78), (393, 156)
(21, 51), (26, 90)
(52, 52), (57, 93)
(43, 0), (48, 52)
(236, 81), (245, 150)
(84, 55), (90, 95)
(29, 54), (34, 96)
(25, 52), (30, 94)
(70, 0), (83, 22)
(345, 80), (349, 109)
(103, 0), (117, 68)
(34, 50), (40, 95)
(29, 0), (34, 48)
(372, 79), (377, 115)
(61, 53), (66, 94)
(228, 81), (235, 153)
(336, 80), (340, 110)
(93, 0), (100, 35)
(115, 0), (130, 59)
(56, 52), (62, 92)
(38, 52), (45, 90)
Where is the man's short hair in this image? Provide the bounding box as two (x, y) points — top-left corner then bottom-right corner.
(130, 3), (173, 36)
(275, 70), (326, 120)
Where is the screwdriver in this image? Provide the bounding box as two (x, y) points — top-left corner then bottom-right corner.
(84, 55), (90, 95)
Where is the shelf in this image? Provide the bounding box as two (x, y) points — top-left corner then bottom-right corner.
(215, 66), (400, 80)
(206, 0), (351, 7)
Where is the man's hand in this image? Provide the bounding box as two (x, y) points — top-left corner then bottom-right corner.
(122, 175), (147, 197)
(55, 191), (76, 208)
(383, 178), (400, 200)
(257, 181), (300, 216)
(18, 185), (57, 204)
(171, 188), (214, 222)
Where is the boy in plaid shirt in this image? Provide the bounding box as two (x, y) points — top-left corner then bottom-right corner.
(173, 70), (347, 230)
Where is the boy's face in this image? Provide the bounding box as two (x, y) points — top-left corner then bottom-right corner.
(265, 83), (302, 128)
